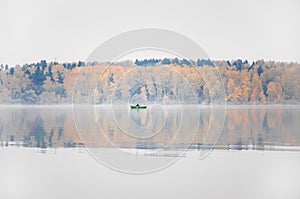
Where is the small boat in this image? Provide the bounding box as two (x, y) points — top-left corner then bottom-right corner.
(130, 105), (147, 109)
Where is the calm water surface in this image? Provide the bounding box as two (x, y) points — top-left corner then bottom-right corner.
(1, 105), (300, 199)
(0, 105), (300, 150)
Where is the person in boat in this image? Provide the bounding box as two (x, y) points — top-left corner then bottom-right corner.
(136, 103), (140, 107)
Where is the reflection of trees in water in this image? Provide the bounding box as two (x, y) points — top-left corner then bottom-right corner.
(234, 134), (264, 150)
(0, 107), (74, 148)
(211, 107), (300, 149)
(129, 109), (149, 127)
(0, 106), (300, 149)
(28, 116), (47, 148)
(257, 134), (264, 150)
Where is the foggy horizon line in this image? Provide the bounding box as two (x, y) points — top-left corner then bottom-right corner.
(1, 58), (299, 68)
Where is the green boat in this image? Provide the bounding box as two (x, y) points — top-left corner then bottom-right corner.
(130, 105), (147, 109)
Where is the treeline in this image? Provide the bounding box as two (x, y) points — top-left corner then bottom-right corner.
(134, 57), (214, 66)
(0, 58), (299, 104)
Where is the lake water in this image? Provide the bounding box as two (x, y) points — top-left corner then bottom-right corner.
(1, 105), (300, 150)
(1, 105), (300, 198)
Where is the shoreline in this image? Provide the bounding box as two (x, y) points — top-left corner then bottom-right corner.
(1, 104), (300, 108)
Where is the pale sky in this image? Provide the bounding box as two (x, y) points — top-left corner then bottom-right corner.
(0, 0), (299, 66)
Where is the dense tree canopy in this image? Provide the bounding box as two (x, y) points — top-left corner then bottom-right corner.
(0, 59), (299, 104)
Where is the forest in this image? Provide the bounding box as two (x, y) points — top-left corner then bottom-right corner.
(0, 58), (299, 104)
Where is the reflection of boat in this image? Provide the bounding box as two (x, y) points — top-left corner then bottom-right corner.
(130, 105), (147, 109)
